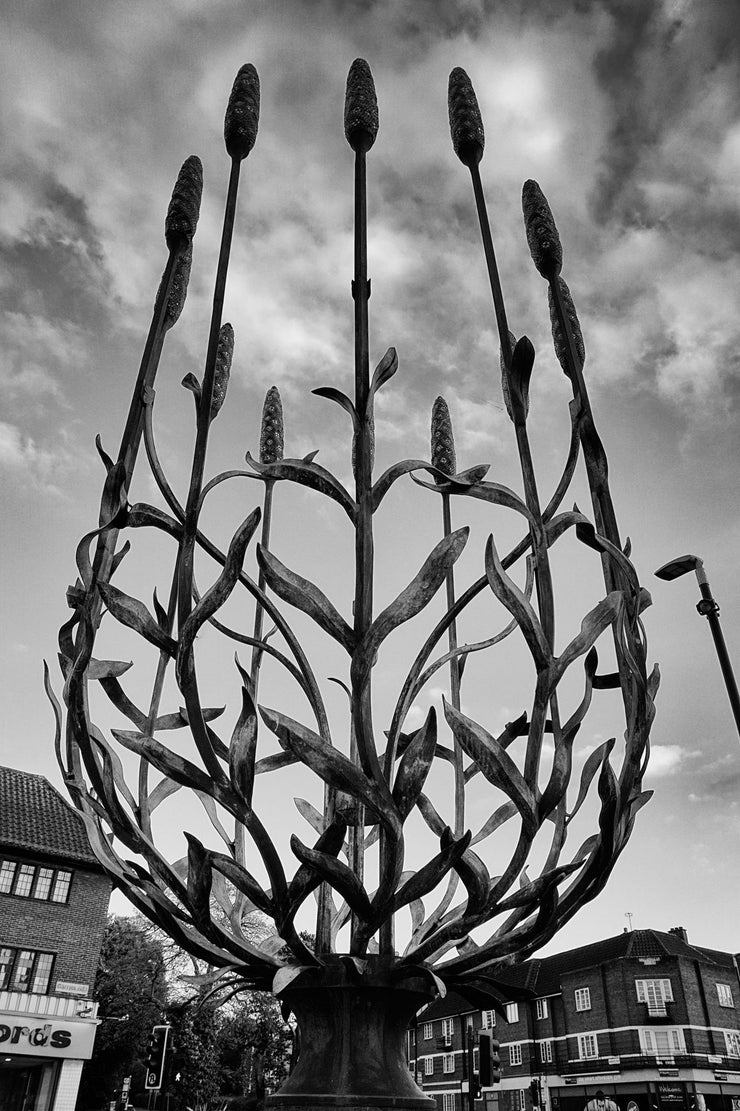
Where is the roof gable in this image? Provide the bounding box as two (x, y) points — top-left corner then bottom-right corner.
(0, 764), (99, 866)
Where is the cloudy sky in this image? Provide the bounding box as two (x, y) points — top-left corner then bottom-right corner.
(1, 0), (739, 957)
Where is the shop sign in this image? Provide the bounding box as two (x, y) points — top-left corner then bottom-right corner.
(56, 981), (89, 996)
(0, 1012), (96, 1059)
(658, 1084), (684, 1104)
(714, 1074), (727, 1082)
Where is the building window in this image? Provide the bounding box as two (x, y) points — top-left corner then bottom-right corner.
(424, 1023), (434, 1040)
(640, 1028), (685, 1057)
(506, 1003), (519, 1024)
(636, 979), (674, 1016)
(424, 1057), (434, 1076)
(535, 998), (548, 1020)
(473, 1047), (480, 1072)
(0, 859), (73, 903)
(717, 983), (734, 1008)
(519, 1091), (527, 1111)
(443, 1054), (455, 1074)
(578, 1033), (599, 1059)
(0, 860), (17, 893)
(725, 1031), (740, 1058)
(443, 1095), (456, 1111)
(539, 1040), (553, 1064)
(509, 1043), (523, 1066)
(466, 1014), (474, 1030)
(442, 1018), (454, 1043)
(0, 948), (55, 994)
(574, 988), (591, 1012)
(482, 1010), (496, 1029)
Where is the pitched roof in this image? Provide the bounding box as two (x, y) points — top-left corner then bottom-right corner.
(0, 764), (100, 866)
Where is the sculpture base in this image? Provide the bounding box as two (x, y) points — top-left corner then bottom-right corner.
(266, 961), (436, 1111)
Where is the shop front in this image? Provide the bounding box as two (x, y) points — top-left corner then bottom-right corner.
(0, 1006), (97, 1111)
(550, 1076), (740, 1111)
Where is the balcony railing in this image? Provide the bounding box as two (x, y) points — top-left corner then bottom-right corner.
(0, 989), (98, 1019)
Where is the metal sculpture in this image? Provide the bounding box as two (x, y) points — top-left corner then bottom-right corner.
(48, 60), (658, 1107)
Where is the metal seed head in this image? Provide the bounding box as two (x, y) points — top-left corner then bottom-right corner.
(165, 156), (203, 253)
(260, 386), (284, 464)
(448, 68), (484, 167)
(431, 396), (457, 477)
(522, 179), (563, 279)
(210, 323), (234, 420)
(161, 245), (192, 331)
(344, 59), (378, 153)
(548, 277), (585, 378)
(224, 64), (260, 161)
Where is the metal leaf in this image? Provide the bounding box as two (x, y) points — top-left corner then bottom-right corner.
(312, 387), (358, 426)
(209, 851), (274, 916)
(287, 817), (348, 910)
(392, 830), (472, 912)
(245, 453), (356, 520)
(260, 706), (399, 836)
(416, 792), (447, 836)
(361, 528), (469, 667)
(470, 801), (518, 846)
(392, 708), (437, 819)
(229, 685), (258, 805)
(294, 797), (327, 836)
(484, 535), (550, 670)
(86, 658), (133, 680)
(568, 738), (616, 822)
(443, 700), (536, 827)
(550, 592), (622, 688)
(290, 835), (372, 919)
(369, 346), (398, 395)
(98, 583), (177, 656)
(258, 547), (355, 654)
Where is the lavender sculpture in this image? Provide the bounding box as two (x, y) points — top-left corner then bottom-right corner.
(48, 60), (657, 1108)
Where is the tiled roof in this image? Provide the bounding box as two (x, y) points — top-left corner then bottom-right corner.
(0, 764), (99, 866)
(418, 929), (735, 1018)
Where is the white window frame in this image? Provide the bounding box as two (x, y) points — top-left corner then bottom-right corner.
(539, 1039), (553, 1064)
(574, 988), (591, 1012)
(442, 1017), (454, 1043)
(443, 1053), (455, 1074)
(725, 1030), (740, 1058)
(639, 1028), (685, 1057)
(519, 1090), (527, 1111)
(506, 1003), (519, 1023)
(443, 1095), (456, 1111)
(535, 998), (548, 1020)
(578, 1033), (599, 1059)
(481, 1010), (495, 1029)
(423, 1022), (433, 1040)
(424, 1057), (434, 1076)
(717, 983), (734, 1008)
(636, 979), (674, 1016)
(509, 1043), (523, 1066)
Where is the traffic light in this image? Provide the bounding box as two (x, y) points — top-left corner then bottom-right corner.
(144, 1024), (170, 1091)
(479, 1033), (501, 1086)
(529, 1079), (542, 1107)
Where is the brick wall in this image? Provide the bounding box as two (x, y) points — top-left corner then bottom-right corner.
(0, 865), (111, 989)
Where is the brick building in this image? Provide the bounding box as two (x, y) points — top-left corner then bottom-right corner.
(0, 765), (111, 1111)
(409, 928), (740, 1111)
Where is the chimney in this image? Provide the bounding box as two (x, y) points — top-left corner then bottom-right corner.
(669, 926), (688, 943)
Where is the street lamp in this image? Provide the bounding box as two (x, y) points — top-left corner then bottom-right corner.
(654, 555), (740, 738)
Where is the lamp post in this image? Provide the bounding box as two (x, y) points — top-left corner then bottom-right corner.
(654, 555), (740, 738)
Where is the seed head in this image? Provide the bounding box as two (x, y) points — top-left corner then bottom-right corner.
(260, 386), (284, 464)
(548, 277), (585, 378)
(224, 64), (260, 161)
(210, 323), (234, 420)
(165, 156), (203, 253)
(344, 59), (378, 153)
(448, 68), (484, 167)
(161, 245), (192, 331)
(431, 396), (457, 477)
(522, 179), (562, 279)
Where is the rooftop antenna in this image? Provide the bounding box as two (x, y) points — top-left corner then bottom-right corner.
(625, 911), (634, 931)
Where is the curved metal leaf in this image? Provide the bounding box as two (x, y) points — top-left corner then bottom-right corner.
(98, 582), (177, 657)
(312, 387), (358, 425)
(550, 592), (622, 687)
(443, 700), (536, 827)
(392, 708), (437, 819)
(484, 535), (549, 670)
(258, 547), (355, 654)
(246, 453), (356, 521)
(392, 830), (472, 912)
(229, 685), (258, 805)
(290, 835), (372, 919)
(370, 346), (398, 395)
